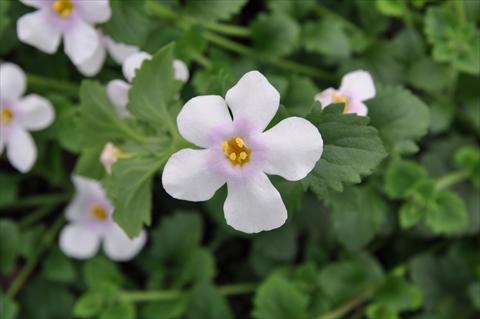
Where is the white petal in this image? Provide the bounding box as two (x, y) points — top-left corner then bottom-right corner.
(225, 70), (280, 132)
(314, 88), (336, 108)
(6, 128), (36, 173)
(104, 36), (139, 64)
(347, 100), (368, 116)
(63, 18), (99, 65)
(122, 52), (151, 82)
(59, 223), (101, 259)
(18, 94), (55, 131)
(103, 225), (147, 261)
(20, 0), (46, 8)
(0, 63), (26, 102)
(173, 59), (189, 82)
(177, 95), (232, 148)
(162, 148), (226, 201)
(339, 70), (376, 102)
(76, 0), (111, 23)
(76, 38), (106, 76)
(17, 10), (61, 54)
(262, 117), (323, 181)
(224, 173), (287, 233)
(106, 80), (131, 117)
(72, 174), (106, 198)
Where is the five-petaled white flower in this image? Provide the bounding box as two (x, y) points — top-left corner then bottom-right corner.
(59, 175), (147, 261)
(17, 0), (111, 70)
(107, 51), (189, 117)
(0, 63), (54, 173)
(315, 70), (375, 116)
(162, 71), (323, 233)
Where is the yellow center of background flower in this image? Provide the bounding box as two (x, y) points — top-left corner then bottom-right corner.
(223, 137), (251, 167)
(333, 94), (351, 113)
(90, 205), (108, 221)
(52, 0), (75, 18)
(0, 108), (13, 124)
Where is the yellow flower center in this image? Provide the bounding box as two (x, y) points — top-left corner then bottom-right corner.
(0, 108), (13, 125)
(52, 0), (75, 18)
(90, 205), (108, 221)
(222, 137), (251, 167)
(333, 93), (351, 113)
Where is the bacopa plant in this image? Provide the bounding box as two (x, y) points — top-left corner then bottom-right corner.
(0, 1), (479, 319)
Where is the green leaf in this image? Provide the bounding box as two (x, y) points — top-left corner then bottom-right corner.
(184, 0), (247, 21)
(282, 75), (319, 116)
(0, 293), (18, 319)
(319, 253), (384, 304)
(105, 156), (161, 237)
(0, 173), (17, 206)
(100, 0), (149, 46)
(373, 274), (422, 312)
(42, 248), (76, 283)
(468, 282), (480, 309)
(425, 190), (468, 234)
(385, 159), (429, 199)
(267, 0), (315, 19)
(375, 0), (406, 17)
(141, 299), (187, 319)
(424, 4), (480, 74)
(329, 186), (388, 250)
(454, 146), (480, 188)
(127, 43), (178, 133)
(429, 101), (455, 134)
(302, 18), (351, 58)
(407, 57), (454, 93)
(99, 302), (135, 319)
(368, 86), (430, 155)
(73, 292), (104, 318)
(251, 12), (300, 57)
(186, 283), (232, 319)
(74, 145), (106, 180)
(0, 0), (10, 35)
(84, 256), (124, 290)
(399, 179), (435, 229)
(303, 104), (387, 200)
(253, 275), (309, 319)
(0, 219), (19, 272)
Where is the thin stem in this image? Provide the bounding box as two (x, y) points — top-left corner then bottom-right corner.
(27, 74), (79, 97)
(0, 193), (71, 211)
(120, 282), (257, 303)
(6, 216), (64, 298)
(318, 287), (375, 319)
(454, 0), (466, 25)
(203, 20), (251, 38)
(435, 170), (468, 190)
(19, 205), (55, 228)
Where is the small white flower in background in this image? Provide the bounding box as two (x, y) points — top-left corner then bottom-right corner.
(0, 63), (54, 173)
(315, 70), (375, 116)
(107, 51), (189, 117)
(162, 71), (323, 233)
(100, 142), (129, 174)
(76, 30), (139, 77)
(59, 175), (147, 261)
(17, 0), (111, 70)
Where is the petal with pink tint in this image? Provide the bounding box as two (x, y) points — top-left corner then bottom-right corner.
(0, 63), (26, 102)
(6, 128), (36, 173)
(76, 0), (111, 23)
(106, 79), (131, 117)
(76, 37), (107, 76)
(347, 100), (369, 116)
(63, 18), (98, 65)
(59, 223), (101, 259)
(17, 10), (61, 54)
(339, 70), (375, 102)
(122, 52), (151, 82)
(104, 36), (139, 64)
(18, 94), (55, 131)
(103, 225), (147, 261)
(314, 88), (336, 108)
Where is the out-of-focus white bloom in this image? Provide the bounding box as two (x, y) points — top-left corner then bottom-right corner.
(162, 71), (323, 233)
(0, 63), (54, 173)
(59, 175), (147, 261)
(100, 142), (129, 174)
(107, 51), (189, 117)
(315, 70), (375, 116)
(17, 0), (111, 69)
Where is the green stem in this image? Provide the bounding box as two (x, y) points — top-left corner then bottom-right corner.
(0, 193), (71, 211)
(6, 217), (64, 298)
(120, 283), (257, 303)
(27, 74), (79, 97)
(435, 170), (468, 190)
(19, 205), (55, 228)
(318, 287), (375, 319)
(454, 0), (466, 25)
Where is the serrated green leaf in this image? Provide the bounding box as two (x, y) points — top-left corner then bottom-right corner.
(329, 186), (387, 251)
(74, 145), (106, 180)
(385, 159), (429, 199)
(105, 156), (161, 237)
(303, 104), (387, 200)
(184, 0), (247, 21)
(186, 283), (232, 319)
(253, 275), (308, 319)
(425, 190), (468, 234)
(251, 12), (300, 57)
(368, 86), (430, 155)
(100, 0), (149, 46)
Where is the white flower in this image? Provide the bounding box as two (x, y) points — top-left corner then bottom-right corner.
(315, 70), (375, 116)
(76, 30), (139, 77)
(59, 175), (147, 261)
(17, 0), (111, 67)
(0, 63), (54, 173)
(107, 51), (189, 117)
(100, 142), (128, 174)
(162, 71), (323, 233)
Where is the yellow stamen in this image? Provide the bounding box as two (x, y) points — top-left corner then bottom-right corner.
(52, 0), (75, 18)
(0, 108), (13, 125)
(222, 136), (251, 167)
(90, 205), (108, 221)
(333, 93), (351, 113)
